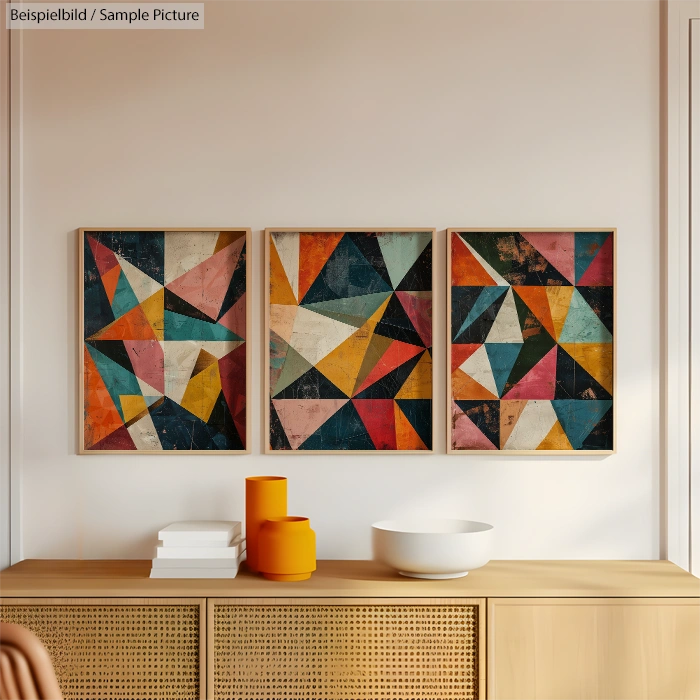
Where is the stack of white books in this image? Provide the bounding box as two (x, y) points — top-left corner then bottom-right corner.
(149, 521), (246, 579)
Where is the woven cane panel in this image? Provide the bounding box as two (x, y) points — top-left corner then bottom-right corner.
(213, 604), (479, 700)
(0, 604), (200, 700)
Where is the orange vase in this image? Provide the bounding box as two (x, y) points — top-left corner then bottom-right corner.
(245, 476), (287, 572)
(258, 517), (316, 582)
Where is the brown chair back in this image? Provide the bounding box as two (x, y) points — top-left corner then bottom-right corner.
(0, 623), (62, 700)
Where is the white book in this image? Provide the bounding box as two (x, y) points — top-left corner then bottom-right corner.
(155, 535), (245, 559)
(158, 521), (241, 546)
(152, 541), (246, 569)
(150, 552), (245, 579)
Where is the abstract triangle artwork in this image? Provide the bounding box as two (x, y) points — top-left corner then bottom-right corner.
(268, 229), (434, 451)
(81, 229), (248, 452)
(449, 230), (614, 452)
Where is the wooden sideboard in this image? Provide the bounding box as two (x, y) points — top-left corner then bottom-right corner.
(1, 560), (698, 700)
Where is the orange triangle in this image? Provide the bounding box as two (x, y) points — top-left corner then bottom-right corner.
(394, 401), (428, 450)
(451, 343), (481, 374)
(83, 345), (124, 449)
(140, 289), (164, 341)
(214, 230), (245, 255)
(298, 232), (344, 302)
(101, 266), (122, 304)
(513, 286), (556, 339)
(270, 237), (298, 306)
(88, 303), (157, 341)
(452, 368), (498, 400)
(500, 400), (528, 448)
(451, 233), (496, 286)
(395, 350), (432, 399)
(537, 420), (573, 450)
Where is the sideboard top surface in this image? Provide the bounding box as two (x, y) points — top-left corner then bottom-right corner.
(1, 559), (698, 598)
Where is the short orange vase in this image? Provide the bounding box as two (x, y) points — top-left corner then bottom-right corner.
(258, 517), (316, 582)
(245, 476), (287, 573)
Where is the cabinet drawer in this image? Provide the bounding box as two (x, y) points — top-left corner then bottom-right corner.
(209, 597), (484, 700)
(1, 598), (205, 700)
(488, 597), (700, 700)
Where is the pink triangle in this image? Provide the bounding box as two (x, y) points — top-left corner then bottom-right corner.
(87, 234), (120, 276)
(218, 293), (246, 339)
(272, 399), (348, 450)
(451, 401), (497, 450)
(124, 340), (165, 394)
(521, 231), (575, 285)
(395, 292), (432, 347)
(502, 346), (557, 400)
(166, 235), (245, 320)
(577, 234), (613, 286)
(353, 340), (425, 396)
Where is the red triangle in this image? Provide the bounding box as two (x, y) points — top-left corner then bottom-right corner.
(219, 343), (246, 446)
(352, 399), (397, 450)
(91, 424), (137, 451)
(451, 233), (496, 286)
(395, 292), (432, 347)
(578, 234), (613, 286)
(451, 343), (481, 374)
(87, 234), (120, 276)
(89, 304), (157, 341)
(353, 340), (424, 396)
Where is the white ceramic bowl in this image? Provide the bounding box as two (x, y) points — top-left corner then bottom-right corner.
(372, 518), (494, 579)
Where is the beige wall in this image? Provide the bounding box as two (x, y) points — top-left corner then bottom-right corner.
(18, 0), (661, 559)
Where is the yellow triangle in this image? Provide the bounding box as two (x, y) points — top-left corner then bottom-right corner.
(545, 286), (575, 341)
(560, 343), (613, 394)
(120, 395), (148, 424)
(180, 362), (222, 423)
(270, 238), (298, 306)
(395, 350), (432, 399)
(140, 288), (164, 341)
(315, 296), (392, 398)
(537, 420), (573, 450)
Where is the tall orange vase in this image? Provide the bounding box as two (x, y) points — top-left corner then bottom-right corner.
(245, 476), (287, 572)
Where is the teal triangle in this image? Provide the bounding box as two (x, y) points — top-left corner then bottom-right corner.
(164, 310), (243, 341)
(302, 292), (391, 324)
(559, 289), (613, 343)
(485, 343), (522, 397)
(552, 399), (612, 450)
(376, 231), (432, 289)
(575, 232), (611, 283)
(111, 270), (140, 319)
(455, 286), (509, 339)
(144, 396), (162, 407)
(86, 343), (141, 422)
(272, 344), (314, 396)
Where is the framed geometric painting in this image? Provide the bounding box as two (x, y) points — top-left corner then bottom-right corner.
(266, 228), (434, 453)
(80, 228), (249, 453)
(448, 229), (615, 454)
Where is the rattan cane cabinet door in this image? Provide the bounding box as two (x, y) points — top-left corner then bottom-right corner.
(209, 597), (485, 700)
(0, 598), (205, 700)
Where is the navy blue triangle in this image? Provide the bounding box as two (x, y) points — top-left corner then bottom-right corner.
(452, 288), (508, 344)
(149, 397), (228, 450)
(85, 340), (134, 374)
(218, 241), (247, 320)
(165, 288), (213, 322)
(206, 392), (244, 450)
(298, 400), (375, 450)
(454, 400), (500, 448)
(88, 231), (165, 285)
(301, 235), (392, 305)
(346, 233), (393, 289)
(272, 366), (347, 400)
(269, 401), (292, 450)
(579, 403), (613, 450)
(374, 293), (425, 346)
(554, 346), (612, 401)
(396, 240), (432, 292)
(83, 235), (115, 338)
(576, 285), (613, 335)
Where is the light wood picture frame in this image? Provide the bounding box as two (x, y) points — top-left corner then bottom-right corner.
(265, 228), (436, 454)
(79, 228), (251, 454)
(447, 228), (616, 455)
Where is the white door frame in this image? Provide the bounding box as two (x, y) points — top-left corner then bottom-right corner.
(666, 0), (700, 574)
